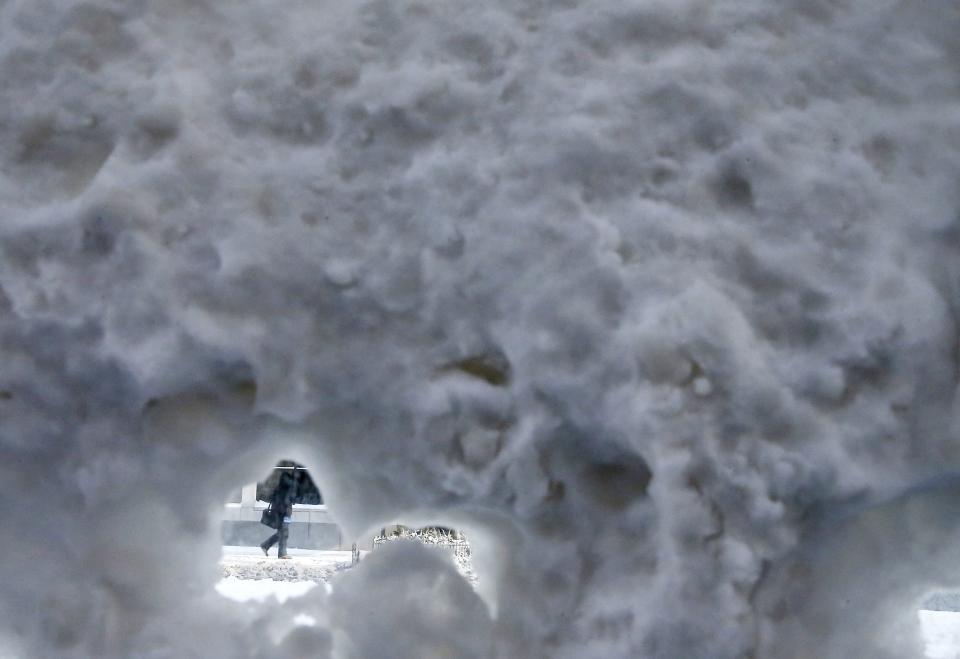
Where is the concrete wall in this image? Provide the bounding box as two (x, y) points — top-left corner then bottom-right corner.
(221, 520), (345, 549)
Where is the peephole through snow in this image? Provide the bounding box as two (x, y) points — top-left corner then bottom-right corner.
(2, 0), (960, 657)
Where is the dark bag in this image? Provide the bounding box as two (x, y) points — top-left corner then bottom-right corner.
(260, 505), (281, 529)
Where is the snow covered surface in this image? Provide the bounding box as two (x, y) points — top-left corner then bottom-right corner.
(373, 528), (476, 584)
(224, 578), (960, 658)
(220, 546), (354, 582)
(216, 577), (322, 630)
(927, 593), (960, 613)
(216, 576), (320, 604)
(920, 611), (960, 659)
(2, 0), (960, 657)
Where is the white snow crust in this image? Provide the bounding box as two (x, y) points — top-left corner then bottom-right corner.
(920, 610), (960, 659)
(2, 0), (960, 657)
(219, 546), (353, 582)
(216, 577), (319, 604)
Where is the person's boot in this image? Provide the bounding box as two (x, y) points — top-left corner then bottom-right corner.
(259, 542), (269, 557)
(279, 554), (292, 559)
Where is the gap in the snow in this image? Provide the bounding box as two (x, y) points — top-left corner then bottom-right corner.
(216, 460), (479, 609)
(922, 592), (960, 612)
(221, 460), (343, 553)
(373, 525), (476, 587)
(219, 459), (358, 593)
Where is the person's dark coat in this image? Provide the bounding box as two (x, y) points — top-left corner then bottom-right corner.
(270, 470), (297, 519)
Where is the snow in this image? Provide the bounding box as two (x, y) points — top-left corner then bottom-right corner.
(216, 578), (321, 630)
(921, 611), (960, 659)
(219, 546), (355, 582)
(216, 572), (960, 658)
(215, 567), (960, 659)
(2, 0), (960, 657)
(216, 577), (319, 604)
(372, 528), (476, 585)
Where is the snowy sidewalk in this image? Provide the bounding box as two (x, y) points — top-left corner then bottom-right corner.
(220, 546), (356, 582)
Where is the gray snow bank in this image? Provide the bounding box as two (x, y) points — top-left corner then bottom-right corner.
(330, 541), (493, 659)
(2, 0), (960, 657)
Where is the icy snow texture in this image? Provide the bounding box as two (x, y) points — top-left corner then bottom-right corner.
(216, 577), (319, 604)
(219, 547), (353, 582)
(920, 611), (960, 659)
(1, 0), (960, 657)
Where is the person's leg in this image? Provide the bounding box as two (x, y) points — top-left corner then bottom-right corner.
(261, 531), (278, 555)
(278, 521), (290, 558)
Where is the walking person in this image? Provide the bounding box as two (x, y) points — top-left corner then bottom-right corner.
(259, 469), (296, 559)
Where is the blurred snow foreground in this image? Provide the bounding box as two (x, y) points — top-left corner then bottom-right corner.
(1, 0), (960, 657)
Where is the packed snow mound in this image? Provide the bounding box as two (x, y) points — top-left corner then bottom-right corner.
(374, 527), (476, 585)
(2, 0), (960, 657)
